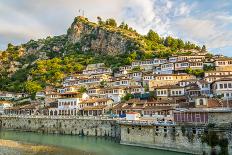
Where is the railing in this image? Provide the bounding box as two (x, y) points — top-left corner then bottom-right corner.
(117, 120), (176, 126)
(0, 114), (117, 121)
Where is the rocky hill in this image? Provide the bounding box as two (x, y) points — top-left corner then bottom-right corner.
(0, 16), (206, 93)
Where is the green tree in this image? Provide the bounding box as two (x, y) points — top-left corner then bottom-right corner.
(78, 86), (87, 93)
(105, 18), (117, 27)
(146, 30), (160, 43)
(25, 81), (42, 94)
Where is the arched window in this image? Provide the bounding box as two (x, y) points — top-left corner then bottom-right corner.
(199, 99), (204, 105)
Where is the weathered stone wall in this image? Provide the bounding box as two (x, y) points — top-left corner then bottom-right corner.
(0, 116), (120, 139)
(120, 124), (232, 155)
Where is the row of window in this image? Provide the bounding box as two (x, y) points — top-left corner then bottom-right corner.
(58, 101), (77, 106)
(216, 83), (232, 89)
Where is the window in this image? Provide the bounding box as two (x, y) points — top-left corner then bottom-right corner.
(199, 99), (204, 105)
(220, 84), (223, 89)
(229, 83), (232, 88)
(224, 84), (228, 89)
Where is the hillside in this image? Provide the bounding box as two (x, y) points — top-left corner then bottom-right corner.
(0, 16), (206, 93)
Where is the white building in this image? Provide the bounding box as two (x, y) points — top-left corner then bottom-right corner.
(0, 101), (13, 114)
(212, 78), (232, 100)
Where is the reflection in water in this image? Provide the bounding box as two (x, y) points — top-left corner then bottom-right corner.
(0, 130), (187, 155)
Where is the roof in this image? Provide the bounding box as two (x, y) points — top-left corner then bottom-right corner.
(82, 105), (108, 110)
(126, 112), (140, 114)
(80, 98), (112, 104)
(212, 78), (232, 83)
(154, 85), (184, 89)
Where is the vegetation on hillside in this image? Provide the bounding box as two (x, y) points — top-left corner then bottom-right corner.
(0, 16), (209, 93)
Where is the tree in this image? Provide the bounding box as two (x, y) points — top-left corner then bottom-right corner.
(105, 18), (117, 27)
(122, 93), (134, 101)
(78, 86), (87, 93)
(25, 81), (42, 94)
(97, 16), (104, 25)
(146, 30), (160, 43)
(201, 45), (207, 53)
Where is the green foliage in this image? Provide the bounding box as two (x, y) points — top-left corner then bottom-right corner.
(105, 18), (117, 27)
(185, 68), (204, 77)
(132, 66), (142, 72)
(25, 81), (42, 94)
(203, 64), (215, 71)
(78, 86), (87, 93)
(122, 93), (134, 101)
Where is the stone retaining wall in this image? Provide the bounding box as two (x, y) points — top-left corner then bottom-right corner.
(0, 116), (120, 139)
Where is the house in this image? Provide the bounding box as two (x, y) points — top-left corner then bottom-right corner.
(214, 58), (232, 71)
(142, 72), (154, 86)
(48, 92), (89, 116)
(0, 92), (15, 100)
(173, 108), (232, 125)
(204, 74), (232, 83)
(196, 80), (211, 96)
(211, 78), (232, 100)
(154, 85), (185, 100)
(5, 103), (41, 115)
(126, 112), (140, 120)
(113, 99), (176, 120)
(188, 61), (204, 70)
(149, 74), (196, 90)
(160, 62), (174, 74)
(45, 92), (61, 105)
(105, 86), (127, 103)
(174, 61), (189, 72)
(204, 71), (232, 77)
(179, 79), (197, 87)
(0, 101), (13, 114)
(83, 63), (112, 75)
(79, 98), (113, 116)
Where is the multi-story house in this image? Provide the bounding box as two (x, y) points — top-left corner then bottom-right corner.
(188, 61), (204, 70)
(211, 78), (232, 100)
(196, 80), (211, 96)
(142, 72), (155, 86)
(127, 71), (143, 81)
(214, 58), (232, 71)
(83, 63), (112, 75)
(48, 92), (89, 116)
(174, 61), (189, 72)
(178, 79), (197, 87)
(105, 86), (127, 103)
(205, 71), (232, 77)
(149, 74), (196, 90)
(154, 85), (185, 100)
(79, 98), (113, 116)
(160, 62), (174, 74)
(0, 101), (13, 114)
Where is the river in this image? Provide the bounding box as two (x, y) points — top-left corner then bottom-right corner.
(0, 130), (188, 155)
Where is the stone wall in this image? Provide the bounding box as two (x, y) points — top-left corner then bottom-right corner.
(120, 124), (232, 155)
(0, 116), (120, 139)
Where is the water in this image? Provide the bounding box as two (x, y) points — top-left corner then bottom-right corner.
(0, 130), (188, 155)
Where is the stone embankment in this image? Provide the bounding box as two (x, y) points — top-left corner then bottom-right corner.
(0, 115), (120, 139)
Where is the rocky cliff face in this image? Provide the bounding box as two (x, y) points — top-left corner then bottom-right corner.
(67, 16), (139, 55)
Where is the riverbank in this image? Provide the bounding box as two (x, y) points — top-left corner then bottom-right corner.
(0, 130), (187, 155)
(1, 115), (231, 155)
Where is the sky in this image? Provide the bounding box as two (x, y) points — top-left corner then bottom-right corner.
(0, 0), (232, 56)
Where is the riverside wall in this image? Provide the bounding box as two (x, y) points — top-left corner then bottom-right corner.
(120, 122), (232, 155)
(0, 116), (120, 139)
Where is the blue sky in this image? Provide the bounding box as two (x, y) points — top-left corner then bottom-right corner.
(0, 0), (232, 56)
